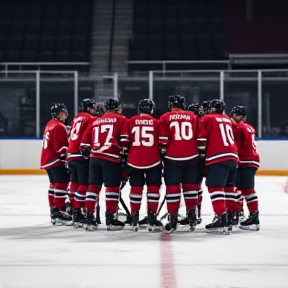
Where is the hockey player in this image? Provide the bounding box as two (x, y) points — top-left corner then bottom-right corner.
(197, 99), (238, 234)
(127, 99), (163, 232)
(40, 103), (72, 224)
(159, 95), (200, 233)
(67, 98), (97, 227)
(230, 105), (260, 231)
(80, 98), (129, 230)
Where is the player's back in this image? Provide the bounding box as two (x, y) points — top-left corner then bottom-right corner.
(128, 113), (161, 169)
(236, 121), (260, 168)
(82, 112), (128, 162)
(198, 114), (238, 165)
(41, 119), (68, 169)
(67, 112), (95, 161)
(159, 110), (199, 161)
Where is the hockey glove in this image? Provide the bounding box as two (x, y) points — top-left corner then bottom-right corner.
(81, 147), (90, 159)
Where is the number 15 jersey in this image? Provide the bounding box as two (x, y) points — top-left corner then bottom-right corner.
(197, 114), (238, 165)
(159, 110), (199, 161)
(127, 113), (161, 169)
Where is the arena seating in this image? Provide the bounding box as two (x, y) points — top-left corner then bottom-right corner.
(0, 0), (93, 64)
(129, 0), (226, 68)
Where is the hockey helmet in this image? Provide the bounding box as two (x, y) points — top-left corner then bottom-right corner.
(80, 98), (96, 113)
(208, 99), (226, 114)
(51, 103), (68, 118)
(230, 105), (247, 117)
(104, 98), (122, 111)
(138, 99), (155, 115)
(187, 103), (200, 117)
(168, 95), (186, 110)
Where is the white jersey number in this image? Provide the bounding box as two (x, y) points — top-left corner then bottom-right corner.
(219, 123), (234, 146)
(131, 126), (154, 147)
(170, 121), (193, 140)
(70, 120), (82, 141)
(93, 124), (114, 146)
(43, 131), (49, 149)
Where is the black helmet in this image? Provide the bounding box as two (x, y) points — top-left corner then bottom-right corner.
(80, 98), (96, 113)
(187, 103), (200, 117)
(51, 103), (68, 119)
(138, 99), (155, 115)
(104, 98), (122, 111)
(168, 95), (186, 111)
(230, 105), (247, 117)
(95, 104), (105, 116)
(208, 99), (226, 114)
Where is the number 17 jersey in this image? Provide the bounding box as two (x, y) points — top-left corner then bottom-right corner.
(127, 113), (161, 169)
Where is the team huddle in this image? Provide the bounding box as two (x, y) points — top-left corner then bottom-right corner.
(40, 95), (260, 234)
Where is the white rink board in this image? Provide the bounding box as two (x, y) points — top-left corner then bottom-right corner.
(0, 139), (288, 171)
(0, 175), (288, 288)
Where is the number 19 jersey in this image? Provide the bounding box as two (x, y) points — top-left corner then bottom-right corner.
(127, 113), (161, 169)
(197, 114), (238, 165)
(159, 110), (199, 161)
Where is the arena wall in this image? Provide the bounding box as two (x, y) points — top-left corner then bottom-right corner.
(0, 139), (287, 175)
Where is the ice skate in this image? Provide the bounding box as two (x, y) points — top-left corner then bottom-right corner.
(196, 204), (202, 224)
(84, 211), (98, 231)
(239, 211), (260, 231)
(131, 211), (139, 231)
(187, 209), (197, 231)
(50, 206), (72, 225)
(164, 214), (178, 234)
(72, 208), (85, 228)
(96, 206), (101, 225)
(106, 211), (125, 231)
(138, 216), (148, 227)
(205, 213), (230, 235)
(147, 211), (163, 232)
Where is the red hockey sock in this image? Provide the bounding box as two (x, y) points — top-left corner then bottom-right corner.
(75, 184), (88, 209)
(130, 186), (143, 213)
(166, 185), (181, 214)
(54, 182), (69, 210)
(242, 188), (258, 212)
(224, 186), (236, 214)
(85, 185), (101, 213)
(234, 189), (243, 212)
(182, 183), (198, 210)
(106, 186), (120, 214)
(48, 183), (55, 208)
(208, 187), (226, 216)
(69, 182), (78, 208)
(197, 189), (203, 206)
(147, 185), (160, 212)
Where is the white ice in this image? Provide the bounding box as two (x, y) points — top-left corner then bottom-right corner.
(0, 175), (288, 288)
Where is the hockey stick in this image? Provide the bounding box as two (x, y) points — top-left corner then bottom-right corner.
(156, 195), (166, 217)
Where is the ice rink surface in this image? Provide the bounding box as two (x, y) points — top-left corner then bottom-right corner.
(0, 175), (288, 288)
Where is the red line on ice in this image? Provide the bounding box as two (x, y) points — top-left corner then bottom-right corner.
(160, 233), (177, 288)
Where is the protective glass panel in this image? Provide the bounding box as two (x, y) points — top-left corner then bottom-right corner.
(0, 72), (36, 137)
(223, 71), (259, 135)
(262, 71), (288, 138)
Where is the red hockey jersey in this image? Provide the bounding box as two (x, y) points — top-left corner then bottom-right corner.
(40, 119), (68, 169)
(81, 112), (128, 162)
(234, 121), (260, 168)
(127, 113), (161, 169)
(67, 112), (96, 162)
(197, 114), (238, 165)
(159, 110), (199, 161)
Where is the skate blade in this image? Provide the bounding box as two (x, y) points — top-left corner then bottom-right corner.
(239, 224), (260, 231)
(148, 225), (164, 233)
(73, 222), (84, 229)
(85, 224), (98, 231)
(206, 227), (231, 235)
(107, 225), (124, 231)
